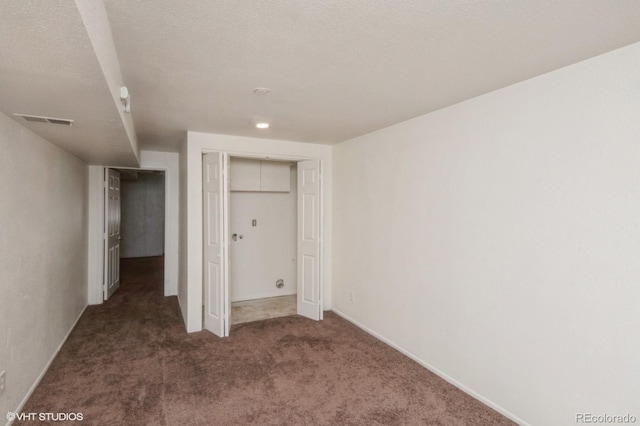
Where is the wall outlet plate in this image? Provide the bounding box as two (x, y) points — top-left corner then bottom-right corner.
(0, 370), (6, 395)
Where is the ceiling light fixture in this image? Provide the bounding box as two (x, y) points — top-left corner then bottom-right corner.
(256, 122), (269, 129)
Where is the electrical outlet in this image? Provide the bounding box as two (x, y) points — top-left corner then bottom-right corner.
(0, 370), (6, 395)
(349, 291), (355, 302)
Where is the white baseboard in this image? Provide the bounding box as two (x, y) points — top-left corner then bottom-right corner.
(331, 308), (529, 426)
(7, 304), (88, 426)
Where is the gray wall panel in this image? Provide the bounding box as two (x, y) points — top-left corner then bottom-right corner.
(121, 172), (165, 258)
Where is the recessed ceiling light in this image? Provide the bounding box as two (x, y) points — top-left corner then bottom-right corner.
(256, 122), (269, 129)
(253, 88), (271, 95)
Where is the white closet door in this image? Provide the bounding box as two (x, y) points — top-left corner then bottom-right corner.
(297, 159), (322, 320)
(104, 169), (121, 300)
(203, 152), (230, 337)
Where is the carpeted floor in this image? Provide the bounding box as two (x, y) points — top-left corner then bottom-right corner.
(18, 256), (514, 425)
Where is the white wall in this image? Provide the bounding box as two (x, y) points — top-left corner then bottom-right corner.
(183, 132), (332, 332)
(332, 42), (640, 425)
(0, 112), (88, 417)
(75, 0), (139, 163)
(230, 164), (297, 301)
(139, 151), (179, 296)
(120, 172), (165, 258)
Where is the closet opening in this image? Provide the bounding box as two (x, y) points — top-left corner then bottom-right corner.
(228, 157), (297, 325)
(202, 151), (323, 337)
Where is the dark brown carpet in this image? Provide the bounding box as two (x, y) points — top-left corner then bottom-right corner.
(19, 256), (514, 425)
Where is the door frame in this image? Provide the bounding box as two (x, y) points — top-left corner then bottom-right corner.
(200, 149), (324, 334)
(87, 154), (179, 304)
(184, 133), (332, 333)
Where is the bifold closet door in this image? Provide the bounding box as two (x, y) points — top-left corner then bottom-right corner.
(203, 152), (230, 337)
(297, 159), (322, 321)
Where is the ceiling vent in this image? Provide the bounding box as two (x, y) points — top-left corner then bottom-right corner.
(14, 114), (73, 126)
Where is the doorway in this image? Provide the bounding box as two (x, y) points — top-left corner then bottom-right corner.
(104, 168), (166, 300)
(120, 170), (165, 259)
(202, 152), (323, 337)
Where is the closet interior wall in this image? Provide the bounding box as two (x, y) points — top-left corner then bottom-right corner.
(229, 159), (297, 302)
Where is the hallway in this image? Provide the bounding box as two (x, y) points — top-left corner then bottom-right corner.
(19, 256), (181, 424)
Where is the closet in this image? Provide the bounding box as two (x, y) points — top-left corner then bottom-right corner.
(202, 151), (322, 337)
(228, 157), (297, 324)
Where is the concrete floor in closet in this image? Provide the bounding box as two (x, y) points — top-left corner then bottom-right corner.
(231, 295), (297, 325)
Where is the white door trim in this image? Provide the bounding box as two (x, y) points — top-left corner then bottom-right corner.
(88, 165), (106, 304)
(87, 152), (180, 305)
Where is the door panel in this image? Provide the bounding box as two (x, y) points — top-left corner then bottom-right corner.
(302, 193), (316, 240)
(203, 152), (229, 337)
(207, 262), (220, 317)
(297, 160), (322, 320)
(104, 169), (121, 300)
(301, 255), (315, 303)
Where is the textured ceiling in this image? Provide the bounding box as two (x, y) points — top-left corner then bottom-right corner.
(0, 0), (138, 166)
(2, 1), (640, 159)
(102, 0), (640, 151)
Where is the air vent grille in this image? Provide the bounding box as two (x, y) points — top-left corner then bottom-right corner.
(14, 114), (73, 126)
